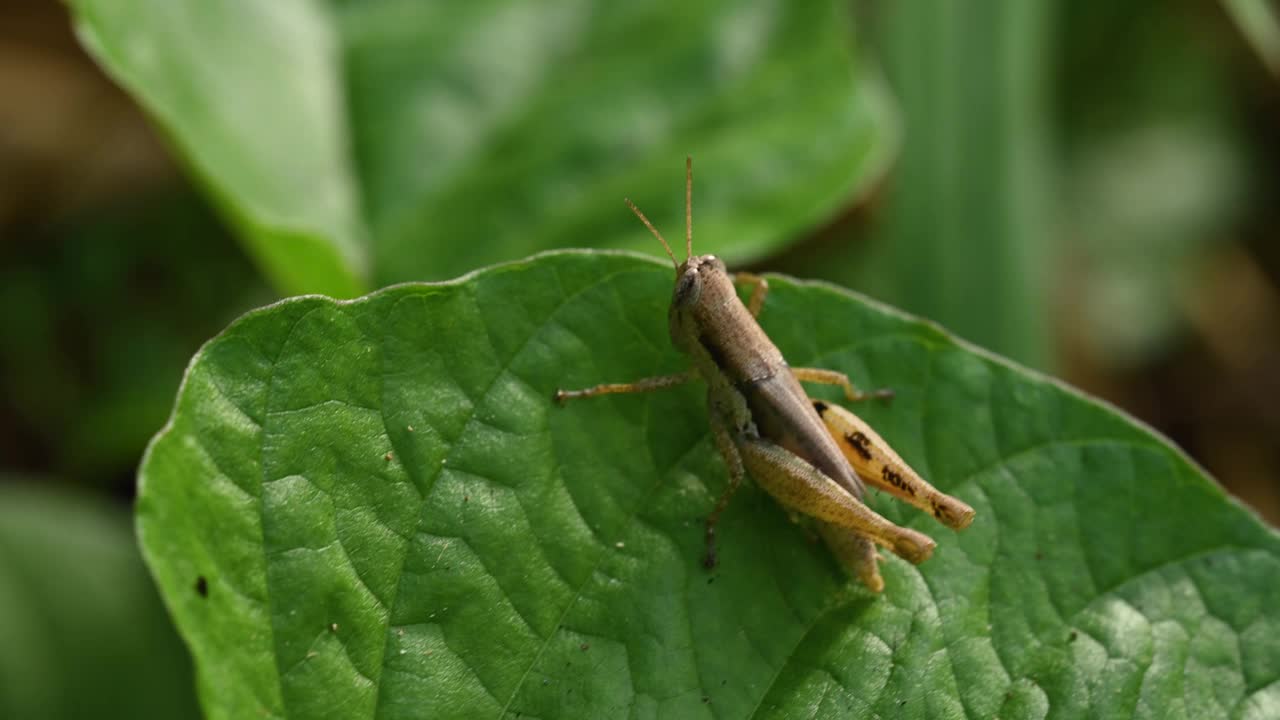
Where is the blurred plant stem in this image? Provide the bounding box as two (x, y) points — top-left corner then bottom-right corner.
(1222, 0), (1280, 77)
(785, 1), (1056, 370)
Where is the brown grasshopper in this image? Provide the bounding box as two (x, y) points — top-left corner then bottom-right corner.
(555, 158), (974, 591)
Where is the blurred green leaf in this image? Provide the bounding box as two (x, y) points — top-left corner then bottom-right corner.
(1059, 1), (1248, 366)
(788, 2), (1055, 370)
(0, 482), (199, 719)
(0, 191), (268, 487)
(1067, 125), (1243, 365)
(69, 0), (896, 296)
(139, 251), (1280, 719)
(1223, 0), (1280, 77)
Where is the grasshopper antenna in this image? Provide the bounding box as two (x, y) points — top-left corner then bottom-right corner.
(625, 197), (678, 271)
(685, 156), (693, 261)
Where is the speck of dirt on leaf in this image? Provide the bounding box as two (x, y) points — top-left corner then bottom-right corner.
(384, 452), (393, 461)
(194, 576), (208, 597)
(580, 643), (589, 652)
(1068, 631), (1078, 643)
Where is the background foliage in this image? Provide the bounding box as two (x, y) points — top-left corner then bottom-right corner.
(2, 0), (1279, 717)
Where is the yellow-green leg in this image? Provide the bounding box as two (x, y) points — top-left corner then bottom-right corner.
(554, 370), (696, 404)
(812, 400), (976, 530)
(791, 367), (894, 403)
(815, 522), (885, 593)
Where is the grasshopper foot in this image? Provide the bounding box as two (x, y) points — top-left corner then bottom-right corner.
(869, 388), (894, 402)
(703, 523), (719, 569)
(889, 527), (936, 565)
(841, 386), (895, 404)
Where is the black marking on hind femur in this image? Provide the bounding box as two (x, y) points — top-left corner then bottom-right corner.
(812, 400), (829, 416)
(843, 430), (873, 460)
(881, 466), (914, 495)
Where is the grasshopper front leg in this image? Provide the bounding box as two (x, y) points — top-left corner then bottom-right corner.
(554, 370), (696, 404)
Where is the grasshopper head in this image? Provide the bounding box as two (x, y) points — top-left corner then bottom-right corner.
(626, 157), (729, 354)
(666, 253), (737, 356)
(672, 254), (728, 309)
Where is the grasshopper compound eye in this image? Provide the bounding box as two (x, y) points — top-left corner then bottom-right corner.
(673, 270), (701, 307)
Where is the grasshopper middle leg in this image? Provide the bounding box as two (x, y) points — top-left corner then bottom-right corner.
(703, 418), (746, 569)
(815, 521), (885, 593)
(792, 367), (894, 403)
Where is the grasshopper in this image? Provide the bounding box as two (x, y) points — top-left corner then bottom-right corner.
(555, 159), (974, 591)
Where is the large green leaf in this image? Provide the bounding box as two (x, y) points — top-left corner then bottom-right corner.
(69, 0), (896, 296)
(139, 251), (1280, 719)
(0, 483), (199, 719)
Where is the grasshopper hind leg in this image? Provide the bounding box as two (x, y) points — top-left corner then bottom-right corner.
(737, 436), (935, 565)
(813, 400), (976, 531)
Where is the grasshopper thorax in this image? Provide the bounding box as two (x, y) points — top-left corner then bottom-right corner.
(667, 253), (743, 360)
